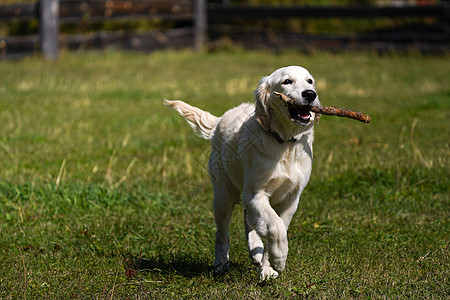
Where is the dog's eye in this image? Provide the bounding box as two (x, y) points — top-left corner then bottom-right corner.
(282, 79), (293, 85)
(307, 79), (313, 84)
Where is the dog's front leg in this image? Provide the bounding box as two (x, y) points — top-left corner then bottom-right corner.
(243, 191), (289, 278)
(244, 209), (264, 265)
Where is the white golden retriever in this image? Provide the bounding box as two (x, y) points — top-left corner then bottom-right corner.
(165, 66), (319, 280)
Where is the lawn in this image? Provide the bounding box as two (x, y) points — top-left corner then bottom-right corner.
(0, 49), (448, 298)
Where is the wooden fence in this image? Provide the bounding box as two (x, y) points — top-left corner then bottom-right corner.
(0, 0), (449, 59)
(208, 2), (450, 53)
(0, 0), (196, 59)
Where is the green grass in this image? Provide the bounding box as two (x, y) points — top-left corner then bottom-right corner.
(0, 50), (448, 298)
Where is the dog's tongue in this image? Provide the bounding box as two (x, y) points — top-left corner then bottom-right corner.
(298, 110), (310, 119)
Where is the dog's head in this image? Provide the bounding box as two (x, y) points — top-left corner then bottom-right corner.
(255, 66), (320, 132)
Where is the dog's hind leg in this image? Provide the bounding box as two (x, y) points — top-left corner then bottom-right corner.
(244, 209), (264, 265)
(212, 180), (239, 273)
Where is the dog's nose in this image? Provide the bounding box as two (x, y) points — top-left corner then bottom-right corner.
(302, 90), (316, 103)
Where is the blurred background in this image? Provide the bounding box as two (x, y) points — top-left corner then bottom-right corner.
(0, 0), (449, 59)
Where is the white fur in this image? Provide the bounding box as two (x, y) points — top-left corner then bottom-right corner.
(165, 66), (320, 280)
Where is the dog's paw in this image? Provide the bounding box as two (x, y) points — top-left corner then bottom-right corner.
(269, 255), (287, 273)
(259, 266), (279, 281)
(213, 261), (231, 275)
(249, 251), (263, 265)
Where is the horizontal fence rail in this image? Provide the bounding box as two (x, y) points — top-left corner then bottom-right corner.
(0, 0), (193, 22)
(0, 3), (37, 21)
(208, 4), (449, 20)
(2, 2), (447, 22)
(59, 0), (193, 22)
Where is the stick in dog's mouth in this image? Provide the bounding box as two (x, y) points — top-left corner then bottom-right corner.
(273, 91), (371, 124)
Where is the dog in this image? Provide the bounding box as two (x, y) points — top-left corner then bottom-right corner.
(165, 66), (319, 280)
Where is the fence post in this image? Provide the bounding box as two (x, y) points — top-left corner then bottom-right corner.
(194, 0), (206, 51)
(40, 0), (59, 60)
(443, 0), (450, 31)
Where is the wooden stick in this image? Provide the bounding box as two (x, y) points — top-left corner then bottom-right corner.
(273, 91), (371, 124)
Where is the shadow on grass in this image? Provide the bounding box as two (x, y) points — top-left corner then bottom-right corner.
(125, 253), (248, 280)
(125, 254), (212, 278)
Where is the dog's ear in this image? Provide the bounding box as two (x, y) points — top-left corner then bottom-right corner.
(255, 76), (271, 131)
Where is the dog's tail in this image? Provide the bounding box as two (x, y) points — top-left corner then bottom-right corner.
(164, 100), (220, 140)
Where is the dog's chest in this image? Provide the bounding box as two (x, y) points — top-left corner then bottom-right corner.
(265, 149), (312, 201)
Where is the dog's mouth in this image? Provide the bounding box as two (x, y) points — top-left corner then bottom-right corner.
(288, 105), (311, 125)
